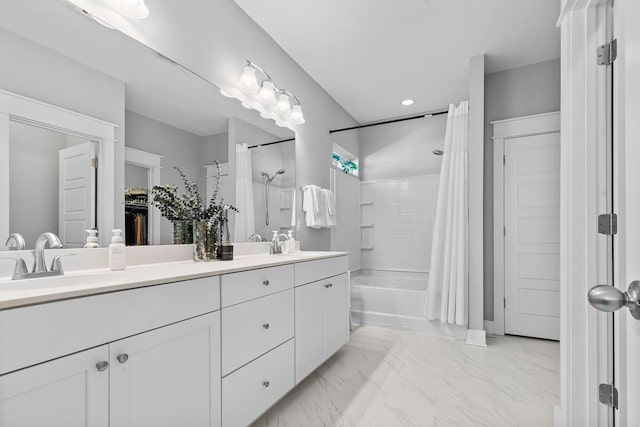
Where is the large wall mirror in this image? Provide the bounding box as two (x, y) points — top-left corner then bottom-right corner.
(0, 0), (295, 249)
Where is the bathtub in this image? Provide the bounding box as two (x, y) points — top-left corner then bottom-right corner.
(350, 269), (466, 338)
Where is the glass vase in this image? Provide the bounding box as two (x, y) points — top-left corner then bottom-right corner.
(193, 219), (220, 262)
(172, 220), (193, 245)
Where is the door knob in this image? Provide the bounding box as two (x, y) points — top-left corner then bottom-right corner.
(96, 361), (109, 372)
(588, 281), (640, 320)
(116, 353), (129, 364)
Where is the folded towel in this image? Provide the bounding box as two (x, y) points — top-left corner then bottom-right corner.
(302, 185), (327, 228)
(322, 189), (337, 228)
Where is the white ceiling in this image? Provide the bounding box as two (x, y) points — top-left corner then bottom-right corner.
(233, 0), (561, 123)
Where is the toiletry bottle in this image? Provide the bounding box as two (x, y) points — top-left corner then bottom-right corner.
(219, 207), (234, 261)
(108, 229), (126, 270)
(287, 230), (295, 253)
(84, 229), (100, 248)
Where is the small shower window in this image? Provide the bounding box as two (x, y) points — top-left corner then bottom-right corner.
(332, 143), (359, 177)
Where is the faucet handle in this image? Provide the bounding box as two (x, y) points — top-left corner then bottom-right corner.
(50, 254), (75, 275)
(0, 257), (29, 280)
(5, 233), (26, 251)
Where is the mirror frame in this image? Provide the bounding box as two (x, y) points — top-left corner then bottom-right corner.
(0, 88), (118, 247)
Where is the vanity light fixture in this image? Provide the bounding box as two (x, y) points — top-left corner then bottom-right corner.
(401, 98), (415, 106)
(220, 60), (305, 130)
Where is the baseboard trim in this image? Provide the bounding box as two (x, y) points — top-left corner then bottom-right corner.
(465, 328), (487, 347)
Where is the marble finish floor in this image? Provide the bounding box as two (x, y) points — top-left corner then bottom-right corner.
(254, 325), (559, 427)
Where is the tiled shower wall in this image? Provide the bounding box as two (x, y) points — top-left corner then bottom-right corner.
(361, 175), (439, 272)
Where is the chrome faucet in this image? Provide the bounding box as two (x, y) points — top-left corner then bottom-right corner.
(5, 233), (26, 251)
(248, 233), (264, 242)
(33, 232), (63, 273)
(270, 233), (289, 255)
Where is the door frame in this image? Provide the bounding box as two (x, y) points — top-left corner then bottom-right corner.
(557, 0), (611, 425)
(492, 111), (561, 336)
(0, 88), (117, 247)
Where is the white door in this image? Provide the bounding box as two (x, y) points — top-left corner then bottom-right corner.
(0, 345), (109, 427)
(109, 312), (221, 427)
(504, 132), (561, 340)
(294, 280), (325, 384)
(59, 142), (96, 247)
(613, 0), (640, 423)
(325, 273), (350, 356)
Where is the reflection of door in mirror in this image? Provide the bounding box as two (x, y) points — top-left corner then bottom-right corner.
(124, 147), (162, 246)
(9, 121), (97, 249)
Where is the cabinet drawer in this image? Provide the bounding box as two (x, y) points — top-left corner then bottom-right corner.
(221, 264), (294, 307)
(222, 339), (294, 427)
(221, 289), (294, 376)
(0, 276), (220, 376)
(295, 256), (348, 286)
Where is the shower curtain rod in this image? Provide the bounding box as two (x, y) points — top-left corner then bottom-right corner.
(247, 137), (295, 149)
(329, 109), (449, 134)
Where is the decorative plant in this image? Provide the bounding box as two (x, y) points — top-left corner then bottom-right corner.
(151, 163), (238, 224)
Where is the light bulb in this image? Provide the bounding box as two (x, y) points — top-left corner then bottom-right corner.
(291, 105), (305, 125)
(276, 93), (291, 111)
(259, 81), (277, 105)
(239, 66), (258, 92)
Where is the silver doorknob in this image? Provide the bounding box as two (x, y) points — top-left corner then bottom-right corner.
(588, 281), (640, 320)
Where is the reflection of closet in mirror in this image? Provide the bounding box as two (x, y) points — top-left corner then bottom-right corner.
(124, 147), (162, 246)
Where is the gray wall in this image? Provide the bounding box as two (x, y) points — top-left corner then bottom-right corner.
(125, 110), (228, 244)
(358, 115), (447, 181)
(483, 58), (561, 321)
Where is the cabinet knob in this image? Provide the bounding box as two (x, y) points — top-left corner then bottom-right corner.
(263, 280), (270, 286)
(116, 353), (129, 364)
(263, 380), (270, 388)
(325, 283), (333, 288)
(96, 361), (109, 372)
(263, 323), (270, 330)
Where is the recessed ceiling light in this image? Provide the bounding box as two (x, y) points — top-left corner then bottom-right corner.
(401, 99), (415, 106)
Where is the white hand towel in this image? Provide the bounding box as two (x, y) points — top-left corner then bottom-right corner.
(303, 185), (327, 228)
(290, 187), (297, 228)
(323, 189), (337, 228)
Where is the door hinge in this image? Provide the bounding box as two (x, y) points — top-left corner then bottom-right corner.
(91, 157), (98, 168)
(598, 213), (617, 235)
(597, 39), (618, 65)
(599, 383), (619, 409)
(504, 298), (506, 308)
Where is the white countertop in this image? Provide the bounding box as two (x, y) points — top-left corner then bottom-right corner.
(0, 251), (348, 311)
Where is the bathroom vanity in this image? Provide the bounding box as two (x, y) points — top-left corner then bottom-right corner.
(0, 251), (349, 426)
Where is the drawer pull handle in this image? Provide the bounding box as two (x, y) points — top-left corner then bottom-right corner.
(263, 280), (270, 286)
(263, 380), (270, 388)
(325, 283), (333, 288)
(263, 323), (270, 330)
(116, 353), (129, 364)
(96, 361), (109, 372)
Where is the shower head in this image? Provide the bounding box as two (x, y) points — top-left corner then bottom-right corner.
(263, 169), (285, 184)
(276, 169), (285, 175)
(432, 149), (444, 156)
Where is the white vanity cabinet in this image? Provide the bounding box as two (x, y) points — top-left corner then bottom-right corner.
(0, 345), (110, 427)
(0, 276), (222, 427)
(294, 257), (350, 384)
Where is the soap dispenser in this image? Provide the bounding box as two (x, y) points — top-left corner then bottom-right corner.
(108, 229), (126, 271)
(84, 229), (100, 248)
(287, 230), (295, 253)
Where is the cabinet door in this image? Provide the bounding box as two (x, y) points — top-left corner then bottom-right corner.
(110, 312), (221, 427)
(0, 345), (109, 427)
(325, 273), (350, 357)
(294, 280), (325, 383)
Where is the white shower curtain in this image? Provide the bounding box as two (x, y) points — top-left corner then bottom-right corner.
(233, 143), (255, 242)
(425, 101), (469, 325)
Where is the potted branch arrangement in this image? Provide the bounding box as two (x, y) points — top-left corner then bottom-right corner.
(151, 163), (237, 261)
